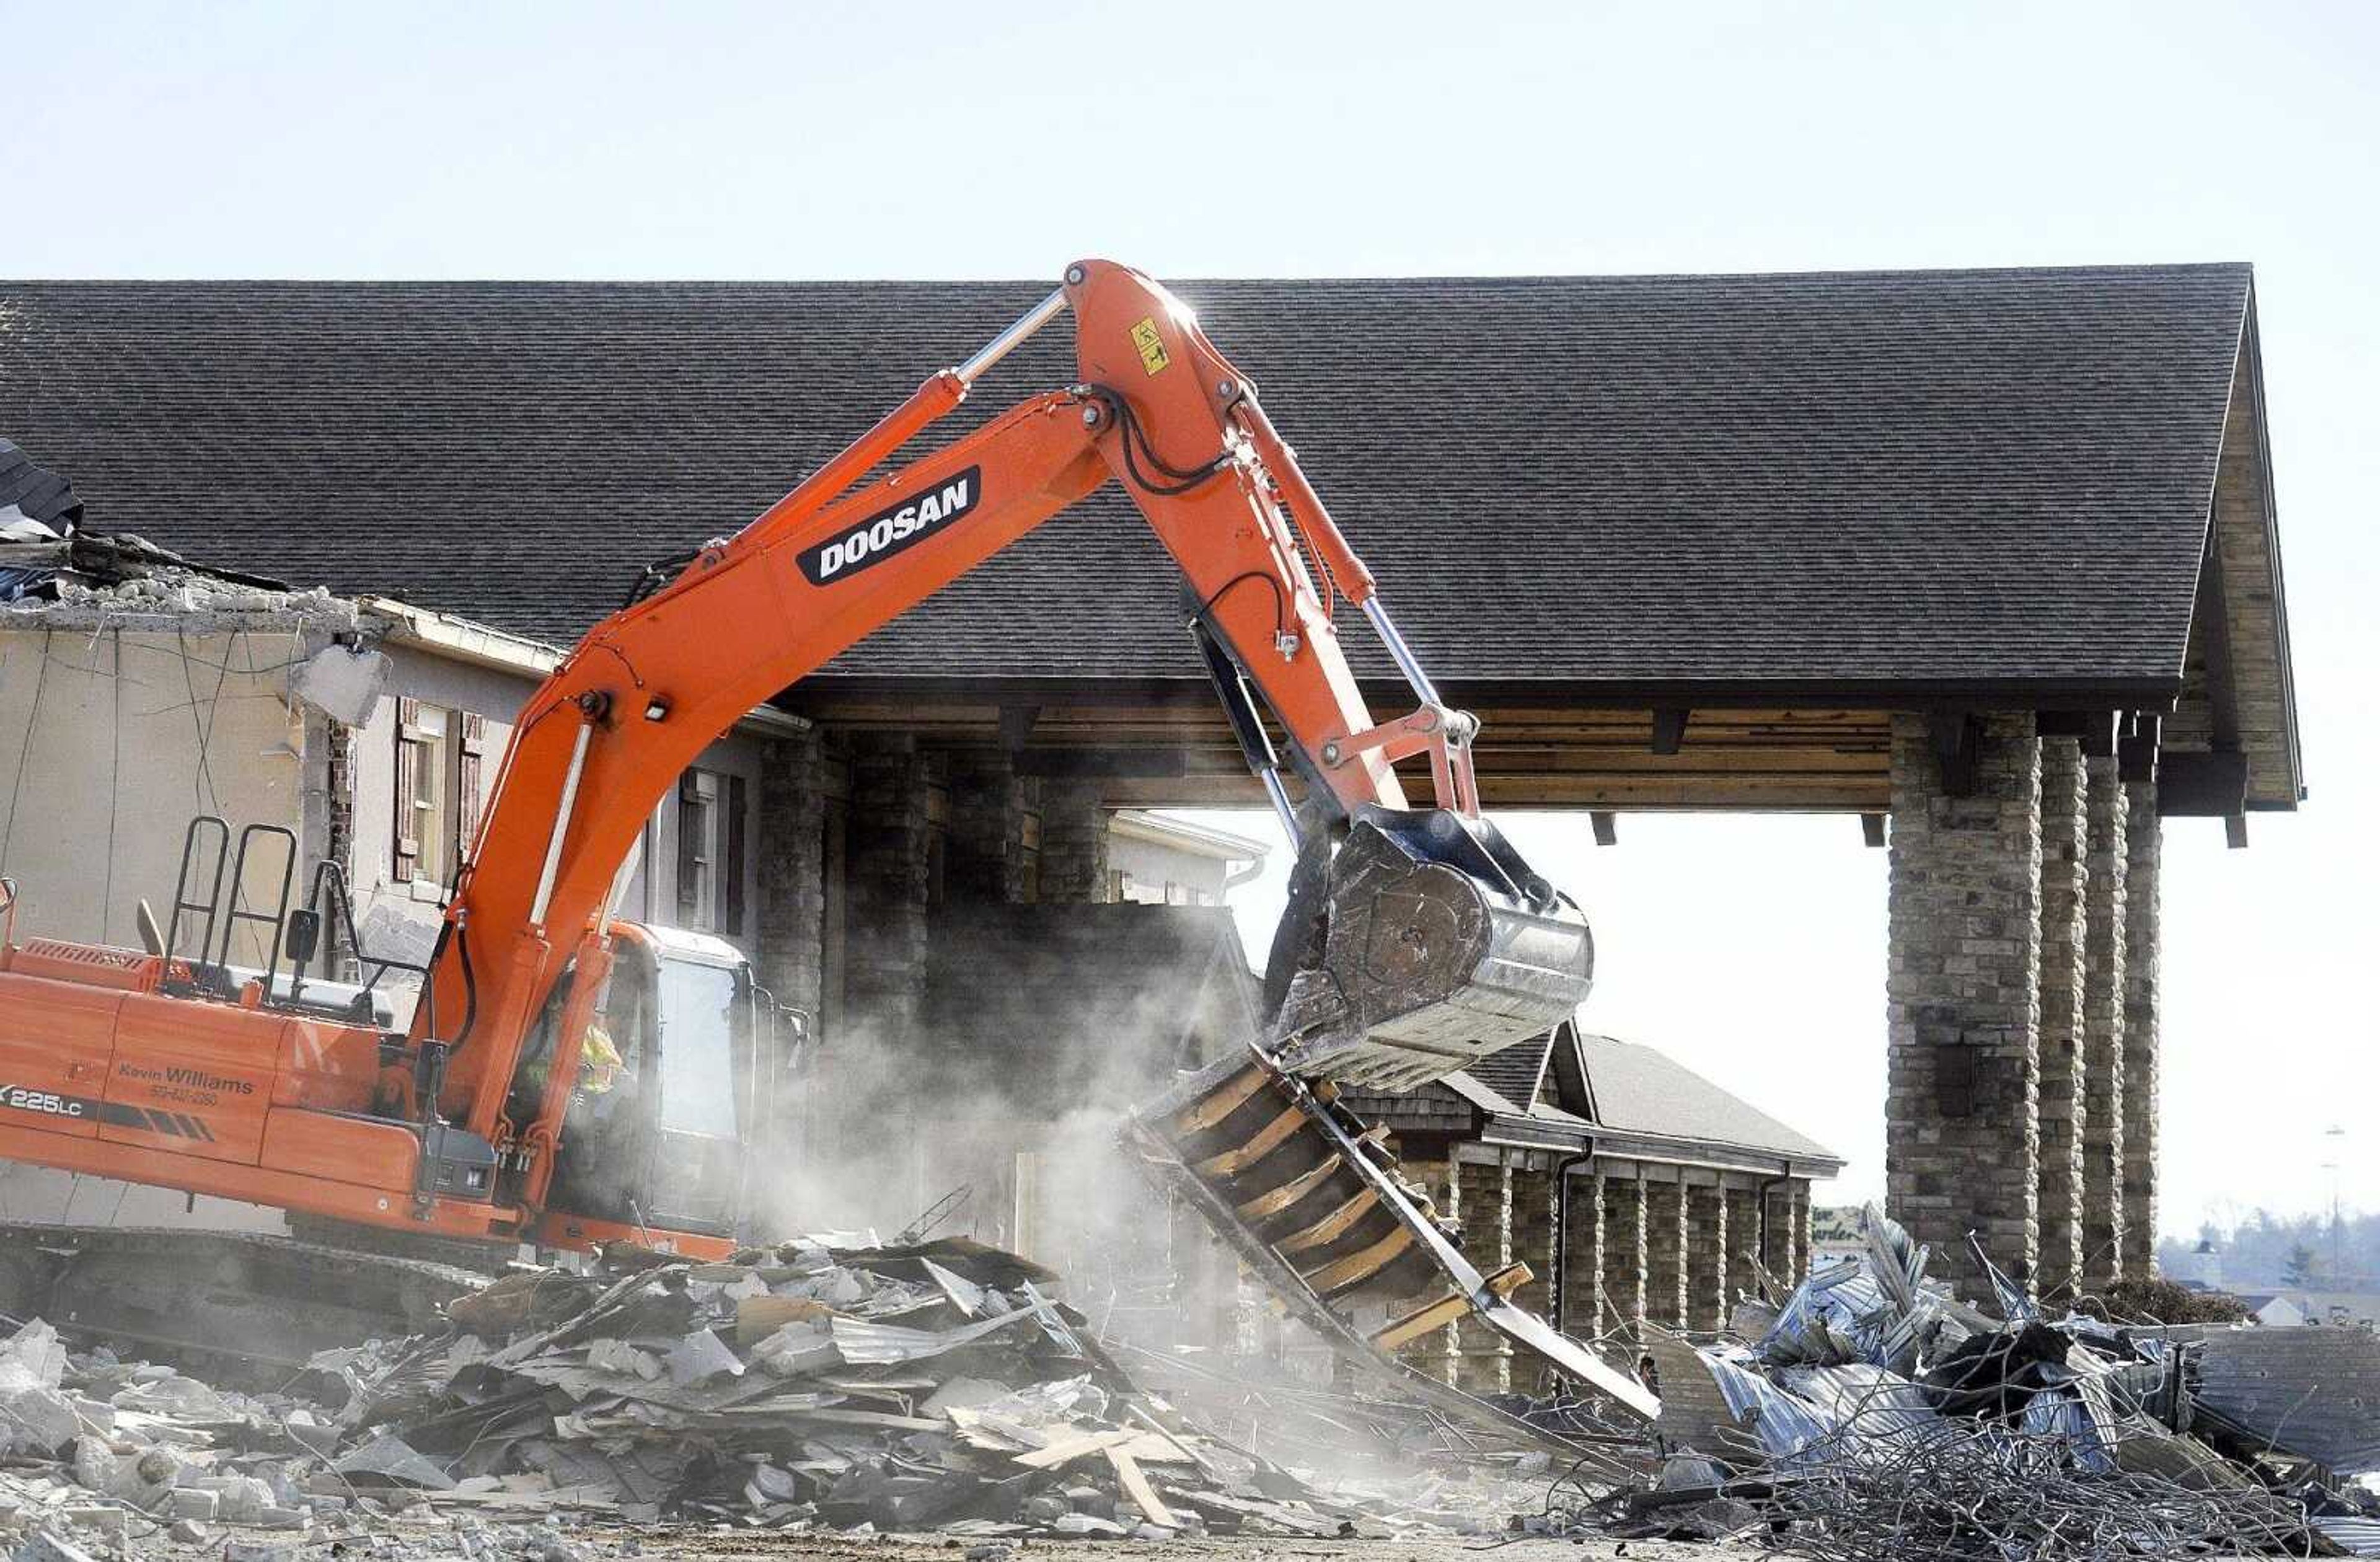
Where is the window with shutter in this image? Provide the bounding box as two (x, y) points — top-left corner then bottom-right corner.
(393, 697), (423, 882)
(677, 772), (708, 927)
(395, 700), (454, 887)
(456, 712), (488, 867)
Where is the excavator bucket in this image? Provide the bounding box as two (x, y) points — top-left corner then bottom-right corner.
(1268, 806), (1595, 1090)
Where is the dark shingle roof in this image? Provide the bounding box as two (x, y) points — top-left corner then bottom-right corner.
(1567, 1030), (1839, 1165)
(1466, 1027), (1555, 1110)
(0, 267), (2250, 691)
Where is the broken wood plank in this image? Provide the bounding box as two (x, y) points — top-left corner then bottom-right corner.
(1370, 1263), (1533, 1350)
(1234, 1155), (1342, 1221)
(734, 1294), (838, 1345)
(1299, 1227), (1415, 1296)
(1012, 1427), (1140, 1470)
(1276, 1187), (1379, 1254)
(1192, 1103), (1307, 1178)
(1106, 1447), (1178, 1528)
(1173, 1064), (1269, 1134)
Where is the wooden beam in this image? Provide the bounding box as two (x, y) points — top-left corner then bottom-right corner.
(1927, 712), (1982, 797)
(997, 704), (1041, 751)
(2038, 709), (2121, 757)
(1015, 749), (1188, 779)
(1590, 811), (1618, 846)
(2120, 712), (2163, 785)
(2157, 751), (2249, 816)
(1651, 707), (1688, 756)
(1861, 813), (1887, 849)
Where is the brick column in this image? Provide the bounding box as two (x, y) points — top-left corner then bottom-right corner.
(1885, 712), (2043, 1278)
(2080, 756), (2129, 1287)
(1758, 1185), (1787, 1282)
(1644, 1181), (1687, 1330)
(1724, 1185), (1760, 1320)
(754, 729), (827, 1020)
(1561, 1168), (1606, 1336)
(846, 735), (934, 1050)
(1601, 1174), (1647, 1338)
(945, 751), (1035, 904)
(1685, 1183), (1727, 1331)
(2035, 737), (2087, 1298)
(1508, 1162), (1556, 1324)
(2122, 783), (2161, 1277)
(1393, 1157), (1461, 1384)
(1454, 1155), (1514, 1393)
(1038, 777), (1110, 903)
(1791, 1183), (1813, 1284)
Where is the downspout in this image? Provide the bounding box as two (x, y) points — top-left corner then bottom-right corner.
(1549, 1141), (1594, 1335)
(1223, 855), (1266, 893)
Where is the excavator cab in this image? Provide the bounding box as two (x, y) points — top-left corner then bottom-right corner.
(514, 923), (801, 1247)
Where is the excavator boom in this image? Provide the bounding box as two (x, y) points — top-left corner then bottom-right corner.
(0, 262), (1624, 1405)
(423, 259), (1593, 1165)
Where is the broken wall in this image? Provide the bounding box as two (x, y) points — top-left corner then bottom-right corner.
(0, 623), (322, 958)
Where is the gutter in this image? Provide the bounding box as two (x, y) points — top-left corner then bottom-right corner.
(364, 594), (813, 740)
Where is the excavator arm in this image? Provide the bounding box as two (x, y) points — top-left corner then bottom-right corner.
(420, 259), (1593, 1170)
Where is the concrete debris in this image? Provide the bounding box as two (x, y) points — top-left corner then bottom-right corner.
(303, 1234), (1496, 1539)
(289, 643), (391, 726)
(0, 1318), (645, 1562)
(0, 526), (358, 627)
(1564, 1204), (2380, 1558)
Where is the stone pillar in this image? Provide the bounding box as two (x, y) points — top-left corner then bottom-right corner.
(1885, 712), (2043, 1277)
(1724, 1185), (1760, 1320)
(1038, 777), (1110, 904)
(1600, 1174), (1647, 1338)
(1454, 1155), (1514, 1394)
(846, 735), (934, 1051)
(2035, 737), (2088, 1298)
(1791, 1183), (1813, 1283)
(1393, 1157), (1461, 1384)
(1509, 1162), (1556, 1324)
(1644, 1180), (1687, 1330)
(2122, 783), (2161, 1277)
(2079, 756), (2129, 1287)
(945, 751), (1035, 904)
(1760, 1184), (1792, 1282)
(1561, 1168), (1606, 1336)
(754, 729), (827, 1020)
(1686, 1182), (1727, 1331)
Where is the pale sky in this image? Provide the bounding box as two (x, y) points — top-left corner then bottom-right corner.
(10, 1), (2376, 1233)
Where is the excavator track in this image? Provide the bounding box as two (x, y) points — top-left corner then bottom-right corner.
(1126, 1049), (1659, 1426)
(0, 1223), (487, 1377)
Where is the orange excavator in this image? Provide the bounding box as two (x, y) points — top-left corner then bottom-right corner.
(0, 260), (1618, 1400)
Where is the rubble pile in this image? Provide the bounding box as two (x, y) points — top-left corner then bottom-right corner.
(1579, 1207), (2380, 1560)
(0, 520), (354, 625)
(0, 1315), (485, 1561)
(310, 1235), (1493, 1541)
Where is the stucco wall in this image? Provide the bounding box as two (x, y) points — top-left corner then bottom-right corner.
(0, 623), (319, 961)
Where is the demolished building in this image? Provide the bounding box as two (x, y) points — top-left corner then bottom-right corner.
(0, 265), (2302, 1310)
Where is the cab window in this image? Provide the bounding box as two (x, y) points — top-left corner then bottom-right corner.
(654, 958), (740, 1139)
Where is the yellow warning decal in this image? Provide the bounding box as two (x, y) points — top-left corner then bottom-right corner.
(1129, 316), (1171, 376)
